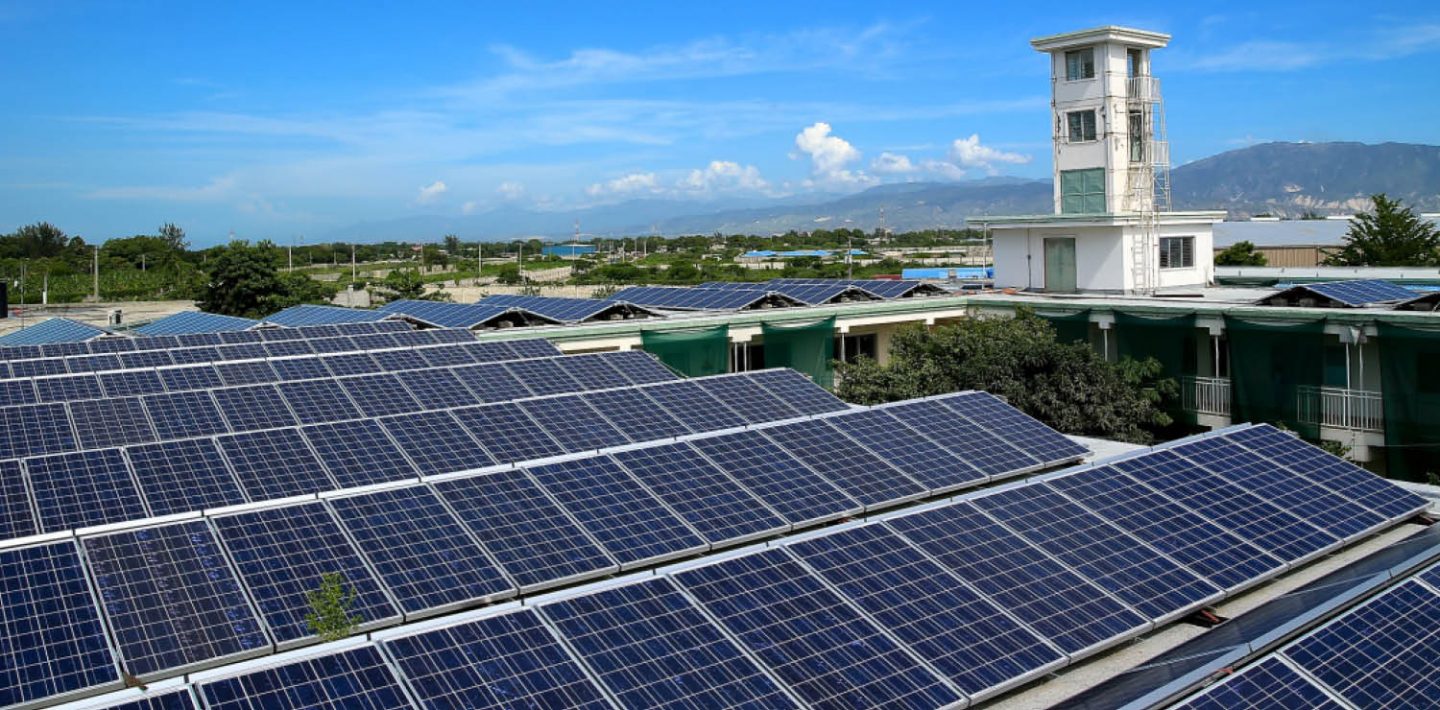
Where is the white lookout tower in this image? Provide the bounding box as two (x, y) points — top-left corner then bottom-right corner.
(988, 26), (1223, 294)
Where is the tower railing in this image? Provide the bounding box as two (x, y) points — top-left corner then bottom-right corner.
(1126, 76), (1162, 103)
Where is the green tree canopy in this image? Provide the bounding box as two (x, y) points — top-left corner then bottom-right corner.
(1323, 194), (1440, 267)
(1, 222), (72, 259)
(199, 240), (337, 317)
(1214, 240), (1267, 266)
(835, 310), (1176, 444)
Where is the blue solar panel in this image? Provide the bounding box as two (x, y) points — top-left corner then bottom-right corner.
(503, 338), (563, 359)
(416, 344), (481, 367)
(1112, 450), (1342, 564)
(217, 429), (336, 501)
(1170, 656), (1345, 710)
(827, 409), (989, 493)
(160, 366), (222, 392)
(340, 373), (423, 416)
(972, 485), (1223, 620)
(133, 311), (257, 336)
(502, 358), (585, 396)
(940, 391), (1089, 463)
(69, 397), (156, 449)
(167, 346), (221, 365)
(614, 442), (788, 544)
(886, 502), (1148, 656)
(0, 403), (76, 458)
(674, 547), (962, 709)
(381, 609), (611, 709)
(450, 362), (533, 403)
(455, 340), (518, 363)
(883, 398), (1043, 477)
(79, 687), (199, 710)
(610, 285), (777, 311)
(0, 379), (36, 406)
(215, 342), (266, 361)
(635, 380), (748, 432)
(175, 332), (224, 347)
(262, 304), (391, 327)
(690, 430), (862, 525)
(320, 352), (381, 376)
(269, 356), (330, 381)
(790, 524), (1065, 699)
(394, 368), (481, 409)
(518, 395), (631, 452)
(436, 469), (618, 590)
(764, 419), (927, 507)
(327, 486), (515, 614)
(67, 353), (121, 373)
(26, 449), (149, 532)
(44, 341), (91, 358)
(694, 375), (803, 423)
(0, 317), (108, 346)
(1282, 579), (1440, 709)
(259, 338), (313, 358)
(542, 577), (794, 708)
(276, 379), (362, 424)
(379, 300), (516, 329)
(0, 540), (118, 707)
(211, 385), (297, 431)
(10, 358), (67, 378)
(746, 368), (850, 414)
(482, 294), (625, 323)
(118, 350), (175, 369)
(580, 387), (692, 440)
(90, 338), (136, 354)
(1302, 279), (1416, 306)
(1048, 466), (1287, 590)
(98, 369), (167, 398)
(370, 347), (427, 371)
(197, 645), (411, 709)
(305, 335), (355, 354)
(527, 457), (707, 567)
(301, 420), (418, 488)
(0, 460), (37, 539)
(128, 439), (247, 516)
(552, 352), (632, 390)
(83, 520), (269, 677)
(211, 503), (399, 644)
(141, 391), (229, 439)
(604, 350), (679, 385)
(35, 374), (102, 402)
(381, 410), (498, 476)
(451, 403), (566, 465)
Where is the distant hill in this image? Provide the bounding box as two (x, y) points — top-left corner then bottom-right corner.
(321, 142), (1440, 239)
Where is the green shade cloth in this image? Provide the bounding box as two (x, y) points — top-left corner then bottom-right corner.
(640, 325), (730, 377)
(1377, 322), (1440, 482)
(1039, 310), (1091, 345)
(1224, 316), (1326, 439)
(762, 316), (837, 389)
(1115, 311), (1198, 425)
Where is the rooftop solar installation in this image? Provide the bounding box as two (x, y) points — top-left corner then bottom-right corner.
(551, 351), (633, 390)
(450, 403), (566, 465)
(36, 373), (102, 402)
(217, 428), (336, 501)
(1298, 279), (1417, 306)
(639, 380), (749, 431)
(941, 391), (1090, 463)
(211, 385), (297, 431)
(0, 460), (36, 539)
(1227, 424), (1428, 519)
(260, 304), (393, 327)
(745, 368), (851, 413)
(1, 403), (77, 458)
(517, 395), (631, 452)
(482, 294), (656, 323)
(450, 362), (533, 402)
(67, 354), (121, 373)
(133, 311), (258, 336)
(580, 387), (692, 440)
(276, 378), (362, 424)
(26, 449), (149, 532)
(339, 373), (423, 417)
(378, 300), (532, 329)
(689, 430), (863, 526)
(70, 687), (201, 710)
(320, 351), (382, 377)
(613, 442), (789, 545)
(141, 390), (229, 440)
(763, 418), (928, 508)
(602, 349), (680, 384)
(379, 410), (497, 476)
(541, 577), (796, 709)
(0, 379), (36, 406)
(694, 374), (804, 422)
(1170, 656), (1347, 710)
(300, 420), (418, 488)
(826, 408), (989, 493)
(98, 369), (166, 398)
(127, 439), (247, 516)
(501, 357), (585, 396)
(83, 520), (269, 677)
(0, 318), (109, 346)
(609, 285), (792, 311)
(379, 610), (611, 709)
(883, 398), (1044, 477)
(68, 396), (156, 449)
(195, 645), (412, 709)
(395, 366), (483, 410)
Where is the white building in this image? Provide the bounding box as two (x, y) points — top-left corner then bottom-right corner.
(989, 26), (1224, 293)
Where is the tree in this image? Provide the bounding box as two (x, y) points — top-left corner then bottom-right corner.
(1215, 240), (1267, 266)
(198, 240), (287, 317)
(1323, 194), (1440, 267)
(305, 572), (361, 642)
(834, 310), (1175, 443)
(1, 222), (70, 259)
(157, 222), (188, 251)
(379, 268), (445, 301)
(442, 233), (462, 256)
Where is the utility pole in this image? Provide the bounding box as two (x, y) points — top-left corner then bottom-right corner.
(288, 237), (294, 272)
(846, 235), (854, 279)
(477, 241), (483, 282)
(92, 245), (99, 301)
(350, 243), (357, 283)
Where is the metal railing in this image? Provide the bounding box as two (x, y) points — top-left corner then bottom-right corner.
(1298, 386), (1385, 432)
(1182, 376), (1231, 416)
(1127, 76), (1161, 102)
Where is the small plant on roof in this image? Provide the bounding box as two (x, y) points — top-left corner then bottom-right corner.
(305, 572), (361, 642)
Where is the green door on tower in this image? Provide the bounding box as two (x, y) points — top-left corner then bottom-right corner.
(1044, 237), (1077, 293)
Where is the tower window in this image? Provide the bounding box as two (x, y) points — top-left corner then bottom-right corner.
(1065, 48), (1096, 80)
(1159, 237), (1195, 269)
(1060, 168), (1106, 214)
(1067, 110), (1097, 142)
(1127, 48), (1145, 78)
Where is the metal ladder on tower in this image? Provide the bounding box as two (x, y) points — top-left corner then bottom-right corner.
(1125, 74), (1172, 295)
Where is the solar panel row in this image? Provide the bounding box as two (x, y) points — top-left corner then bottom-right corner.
(0, 319), (411, 362)
(608, 285), (788, 311)
(481, 294), (657, 324)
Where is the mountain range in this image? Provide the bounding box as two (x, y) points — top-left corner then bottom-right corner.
(321, 142), (1440, 240)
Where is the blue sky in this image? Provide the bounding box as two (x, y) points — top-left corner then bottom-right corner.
(2, 1), (1437, 244)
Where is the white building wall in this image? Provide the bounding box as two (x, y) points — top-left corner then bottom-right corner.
(992, 219), (1215, 293)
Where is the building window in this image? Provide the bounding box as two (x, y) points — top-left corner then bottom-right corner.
(1065, 48), (1095, 80)
(1060, 168), (1106, 214)
(1128, 110), (1145, 162)
(1126, 48), (1144, 78)
(1067, 110), (1097, 142)
(1159, 236), (1195, 269)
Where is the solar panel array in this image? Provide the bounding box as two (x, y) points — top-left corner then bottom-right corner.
(259, 304), (396, 327)
(0, 318), (112, 347)
(132, 311), (259, 336)
(480, 294), (659, 323)
(704, 277), (945, 300)
(1300, 279), (1418, 306)
(41, 422), (1424, 710)
(607, 285), (798, 311)
(377, 300), (557, 329)
(1171, 558), (1440, 710)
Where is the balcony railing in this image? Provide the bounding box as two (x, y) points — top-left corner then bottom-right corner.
(1182, 376), (1231, 416)
(1127, 76), (1161, 102)
(1298, 386), (1385, 433)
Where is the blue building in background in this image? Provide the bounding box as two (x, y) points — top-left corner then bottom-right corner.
(542, 244), (597, 258)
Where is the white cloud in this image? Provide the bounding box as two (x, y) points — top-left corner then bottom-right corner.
(948, 134), (1030, 174)
(87, 176), (239, 202)
(461, 200), (480, 214)
(585, 172), (659, 197)
(920, 159), (967, 180)
(793, 122), (875, 187)
(496, 181), (526, 200)
(677, 160), (769, 194)
(415, 180), (448, 204)
(870, 152), (916, 174)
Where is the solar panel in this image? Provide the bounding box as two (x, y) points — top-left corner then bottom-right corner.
(745, 368), (850, 414)
(0, 318), (108, 346)
(451, 404), (565, 465)
(98, 369), (167, 398)
(673, 547), (962, 709)
(327, 486), (514, 614)
(306, 336), (356, 354)
(639, 380), (748, 432)
(1048, 466), (1287, 591)
(339, 373), (423, 416)
(455, 340), (517, 363)
(141, 391), (230, 439)
(379, 410), (497, 476)
(552, 352), (632, 390)
(1173, 437), (1384, 540)
(886, 502), (1149, 656)
(26, 449), (149, 532)
(0, 403), (76, 458)
(527, 457), (707, 567)
(421, 328), (478, 345)
(118, 350), (175, 369)
(517, 395), (631, 452)
(67, 354), (121, 373)
(217, 429), (336, 501)
(68, 397), (157, 449)
(160, 365), (222, 392)
(939, 391), (1089, 463)
(269, 356), (330, 381)
(301, 420), (418, 488)
(320, 352), (381, 377)
(211, 503), (399, 645)
(133, 310), (257, 336)
(416, 344), (481, 367)
(212, 385), (298, 431)
(883, 398), (1043, 477)
(0, 460), (36, 539)
(827, 409), (989, 493)
(502, 358), (585, 396)
(196, 645), (411, 709)
(0, 379), (36, 406)
(83, 520), (269, 677)
(380, 609), (611, 709)
(690, 430), (862, 525)
(694, 375), (803, 423)
(763, 419), (927, 508)
(369, 348), (428, 372)
(580, 387), (692, 440)
(394, 368), (481, 409)
(168, 346), (221, 365)
(0, 540), (118, 707)
(482, 294), (617, 323)
(501, 338), (562, 359)
(127, 439), (247, 515)
(11, 358), (68, 378)
(215, 343), (267, 361)
(971, 485), (1223, 620)
(1112, 450), (1343, 564)
(1303, 279), (1416, 306)
(542, 577), (794, 708)
(1169, 656), (1345, 710)
(217, 330), (260, 344)
(790, 524), (1066, 699)
(603, 349), (679, 384)
(435, 469), (618, 591)
(450, 362), (533, 402)
(262, 303), (392, 327)
(275, 379), (362, 424)
(76, 687), (200, 710)
(259, 338), (313, 358)
(614, 442), (788, 544)
(36, 374), (102, 402)
(175, 332), (224, 347)
(1282, 579), (1440, 708)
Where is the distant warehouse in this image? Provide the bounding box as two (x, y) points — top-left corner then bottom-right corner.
(541, 244), (597, 258)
